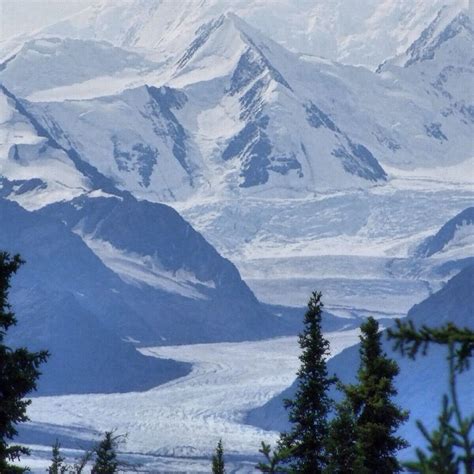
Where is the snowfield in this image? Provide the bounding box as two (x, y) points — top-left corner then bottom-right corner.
(19, 330), (360, 472)
(175, 173), (474, 316)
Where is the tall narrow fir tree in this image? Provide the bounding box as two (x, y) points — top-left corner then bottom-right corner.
(212, 439), (225, 474)
(91, 432), (119, 474)
(279, 291), (334, 473)
(48, 440), (68, 474)
(345, 317), (408, 473)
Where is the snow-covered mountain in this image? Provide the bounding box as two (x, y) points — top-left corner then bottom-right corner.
(381, 6), (472, 70)
(1, 19), (390, 198)
(0, 37), (158, 98)
(416, 206), (474, 258)
(2, 198), (191, 395)
(0, 85), (92, 208)
(11, 0), (468, 70)
(29, 84), (199, 202)
(2, 6), (471, 203)
(378, 7), (474, 126)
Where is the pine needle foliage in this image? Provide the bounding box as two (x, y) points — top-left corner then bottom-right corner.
(211, 439), (225, 474)
(344, 317), (408, 473)
(324, 400), (359, 473)
(256, 442), (293, 473)
(404, 395), (459, 473)
(91, 432), (119, 474)
(387, 320), (474, 372)
(48, 440), (68, 474)
(278, 291), (335, 473)
(0, 252), (49, 472)
(389, 319), (474, 474)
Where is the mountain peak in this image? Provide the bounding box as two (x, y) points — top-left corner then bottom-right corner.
(0, 85), (92, 208)
(0, 35), (155, 99)
(172, 11), (294, 92)
(379, 5), (473, 71)
(403, 8), (473, 67)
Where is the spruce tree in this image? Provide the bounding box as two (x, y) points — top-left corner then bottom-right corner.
(278, 291), (334, 473)
(0, 252), (48, 472)
(388, 319), (474, 372)
(48, 440), (68, 474)
(211, 439), (225, 474)
(256, 442), (292, 473)
(404, 395), (459, 474)
(388, 322), (474, 474)
(345, 317), (408, 473)
(71, 449), (94, 474)
(325, 401), (359, 474)
(91, 432), (118, 474)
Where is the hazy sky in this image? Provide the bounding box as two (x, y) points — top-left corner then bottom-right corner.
(0, 0), (94, 40)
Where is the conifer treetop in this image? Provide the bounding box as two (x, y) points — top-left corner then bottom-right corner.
(279, 291), (335, 474)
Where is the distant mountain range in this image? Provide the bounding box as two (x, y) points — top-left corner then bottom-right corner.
(0, 5), (472, 204)
(2, 0), (467, 70)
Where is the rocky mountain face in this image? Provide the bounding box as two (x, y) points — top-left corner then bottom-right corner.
(39, 192), (298, 344)
(2, 198), (191, 395)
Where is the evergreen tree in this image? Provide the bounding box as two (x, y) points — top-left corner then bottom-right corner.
(256, 442), (292, 473)
(404, 395), (459, 474)
(71, 449), (94, 474)
(278, 291), (335, 473)
(325, 401), (359, 474)
(211, 439), (225, 474)
(0, 252), (49, 472)
(91, 432), (118, 474)
(388, 319), (474, 372)
(389, 321), (474, 474)
(47, 440), (68, 474)
(345, 317), (408, 473)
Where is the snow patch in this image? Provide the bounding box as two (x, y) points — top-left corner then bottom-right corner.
(77, 235), (215, 300)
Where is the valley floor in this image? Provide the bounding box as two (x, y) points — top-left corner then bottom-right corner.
(17, 330), (360, 473)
